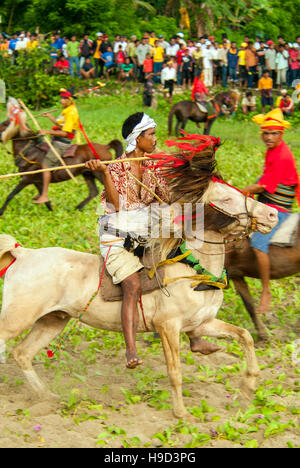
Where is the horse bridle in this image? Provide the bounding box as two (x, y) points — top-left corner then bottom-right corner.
(196, 178), (258, 246)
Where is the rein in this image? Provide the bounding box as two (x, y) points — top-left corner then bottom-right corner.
(196, 177), (258, 246)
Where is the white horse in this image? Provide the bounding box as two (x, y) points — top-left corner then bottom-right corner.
(0, 179), (277, 418)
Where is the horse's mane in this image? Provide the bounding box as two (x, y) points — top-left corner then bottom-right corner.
(150, 134), (236, 260)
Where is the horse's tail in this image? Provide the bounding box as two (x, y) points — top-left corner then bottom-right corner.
(168, 105), (177, 136)
(0, 235), (19, 258)
(0, 235), (24, 275)
(107, 139), (123, 159)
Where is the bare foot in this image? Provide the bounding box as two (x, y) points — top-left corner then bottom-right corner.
(256, 291), (271, 314)
(33, 196), (49, 204)
(126, 352), (143, 369)
(32, 194), (40, 200)
(190, 337), (222, 355)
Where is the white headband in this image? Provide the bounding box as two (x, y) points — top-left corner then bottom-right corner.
(125, 114), (156, 153)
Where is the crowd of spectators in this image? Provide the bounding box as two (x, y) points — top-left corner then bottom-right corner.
(1, 29), (300, 113)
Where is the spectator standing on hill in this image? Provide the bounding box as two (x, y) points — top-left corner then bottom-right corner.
(136, 37), (151, 83)
(276, 44), (289, 88)
(115, 44), (126, 81)
(258, 70), (273, 113)
(9, 33), (19, 63)
(113, 35), (121, 53)
(202, 41), (213, 87)
(100, 35), (113, 54)
(67, 35), (80, 77)
(218, 40), (229, 88)
(166, 37), (180, 58)
(176, 43), (186, 86)
(237, 42), (248, 88)
(0, 37), (9, 57)
(211, 42), (221, 86)
(288, 43), (300, 84)
(257, 40), (266, 78)
(93, 32), (103, 78)
(119, 36), (128, 52)
(181, 48), (193, 89)
(15, 33), (27, 52)
(152, 40), (164, 83)
(27, 33), (39, 51)
(161, 61), (176, 103)
(79, 33), (93, 68)
(143, 52), (153, 75)
(127, 37), (138, 78)
(227, 41), (238, 83)
(50, 32), (65, 63)
(158, 35), (169, 51)
(192, 43), (203, 79)
(265, 41), (277, 82)
(245, 42), (258, 88)
(149, 31), (158, 47)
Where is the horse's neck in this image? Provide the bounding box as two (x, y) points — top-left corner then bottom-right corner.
(187, 230), (225, 277)
(12, 133), (36, 155)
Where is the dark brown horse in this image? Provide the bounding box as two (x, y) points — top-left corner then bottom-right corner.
(168, 91), (240, 136)
(225, 220), (300, 341)
(0, 119), (123, 214)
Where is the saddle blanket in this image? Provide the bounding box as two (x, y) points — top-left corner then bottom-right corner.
(100, 248), (165, 302)
(37, 142), (78, 159)
(270, 212), (299, 247)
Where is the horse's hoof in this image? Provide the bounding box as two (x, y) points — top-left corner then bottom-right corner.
(240, 378), (256, 401)
(45, 202), (53, 212)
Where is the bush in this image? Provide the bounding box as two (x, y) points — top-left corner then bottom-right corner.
(0, 47), (81, 109)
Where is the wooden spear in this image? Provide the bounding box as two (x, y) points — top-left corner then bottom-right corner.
(0, 157), (151, 180)
(27, 108), (59, 120)
(18, 99), (77, 183)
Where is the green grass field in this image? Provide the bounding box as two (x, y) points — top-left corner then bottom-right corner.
(0, 91), (299, 448)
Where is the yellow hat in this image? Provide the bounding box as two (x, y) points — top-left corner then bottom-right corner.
(252, 108), (290, 131)
(241, 42), (247, 47)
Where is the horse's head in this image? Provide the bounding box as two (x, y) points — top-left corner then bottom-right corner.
(217, 91), (240, 113)
(1, 97), (29, 144)
(202, 178), (278, 236)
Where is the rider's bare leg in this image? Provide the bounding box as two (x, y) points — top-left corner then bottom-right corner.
(121, 272), (143, 369)
(34, 165), (51, 204)
(253, 248), (271, 314)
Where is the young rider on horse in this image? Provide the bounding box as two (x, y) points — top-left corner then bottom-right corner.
(191, 72), (217, 131)
(243, 108), (300, 314)
(34, 88), (80, 204)
(85, 112), (221, 368)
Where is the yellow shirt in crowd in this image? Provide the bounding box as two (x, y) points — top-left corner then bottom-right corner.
(238, 49), (246, 66)
(258, 76), (273, 90)
(152, 46), (164, 62)
(93, 40), (102, 59)
(27, 40), (39, 50)
(149, 37), (158, 46)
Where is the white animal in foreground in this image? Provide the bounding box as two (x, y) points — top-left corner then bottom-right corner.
(0, 180), (278, 418)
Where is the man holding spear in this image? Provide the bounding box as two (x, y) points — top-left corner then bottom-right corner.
(33, 88), (80, 204)
(85, 112), (221, 369)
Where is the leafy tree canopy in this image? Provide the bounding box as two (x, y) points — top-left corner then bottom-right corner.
(0, 0), (299, 41)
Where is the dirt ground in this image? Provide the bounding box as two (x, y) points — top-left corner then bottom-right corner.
(0, 324), (299, 449)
